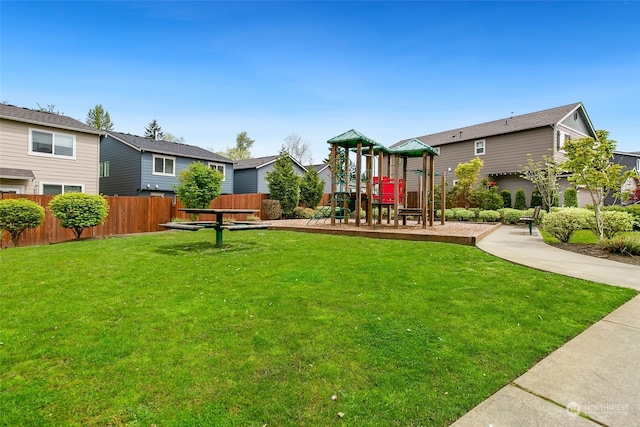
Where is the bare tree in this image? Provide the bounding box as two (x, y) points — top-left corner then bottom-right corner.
(283, 133), (312, 165)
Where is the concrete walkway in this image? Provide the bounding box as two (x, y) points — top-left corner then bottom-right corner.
(451, 225), (640, 427)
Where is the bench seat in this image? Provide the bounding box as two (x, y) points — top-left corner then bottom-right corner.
(159, 222), (204, 231)
(222, 224), (270, 231)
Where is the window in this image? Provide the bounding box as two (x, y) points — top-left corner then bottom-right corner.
(474, 140), (485, 155)
(41, 183), (83, 195)
(153, 155), (175, 176)
(29, 129), (75, 158)
(209, 162), (226, 180)
(636, 158), (640, 172)
(99, 161), (110, 178)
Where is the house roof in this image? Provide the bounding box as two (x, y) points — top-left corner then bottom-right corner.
(393, 102), (590, 148)
(307, 163), (330, 173)
(0, 103), (102, 135)
(106, 131), (232, 163)
(0, 167), (35, 180)
(235, 154), (307, 172)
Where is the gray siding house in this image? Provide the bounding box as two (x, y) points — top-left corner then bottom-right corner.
(606, 151), (640, 205)
(392, 102), (598, 207)
(233, 154), (307, 194)
(0, 103), (102, 194)
(100, 131), (234, 197)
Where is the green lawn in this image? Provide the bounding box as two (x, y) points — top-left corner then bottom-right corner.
(1, 230), (635, 426)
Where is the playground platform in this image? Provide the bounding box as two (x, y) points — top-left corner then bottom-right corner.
(267, 218), (500, 246)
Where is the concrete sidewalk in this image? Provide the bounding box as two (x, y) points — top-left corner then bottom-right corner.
(451, 225), (640, 427)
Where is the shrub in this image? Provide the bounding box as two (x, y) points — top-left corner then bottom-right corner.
(450, 208), (475, 221)
(293, 207), (315, 219)
(530, 189), (542, 209)
(563, 187), (578, 207)
(500, 190), (512, 208)
(514, 189), (527, 210)
(500, 208), (525, 224)
(174, 162), (222, 212)
(262, 199), (282, 220)
(0, 198), (45, 247)
(586, 211), (634, 239)
(541, 209), (588, 243)
(478, 210), (501, 222)
(48, 193), (109, 240)
(604, 204), (640, 230)
(600, 234), (640, 256)
(315, 206), (331, 218)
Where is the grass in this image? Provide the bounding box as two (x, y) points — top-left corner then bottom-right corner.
(1, 230), (636, 426)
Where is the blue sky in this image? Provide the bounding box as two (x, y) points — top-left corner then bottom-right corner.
(2, 1), (639, 162)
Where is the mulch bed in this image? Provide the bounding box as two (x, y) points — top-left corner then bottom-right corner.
(550, 243), (640, 267)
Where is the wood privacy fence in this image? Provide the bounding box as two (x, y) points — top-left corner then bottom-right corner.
(0, 193), (271, 248)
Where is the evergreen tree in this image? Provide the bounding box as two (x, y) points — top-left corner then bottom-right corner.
(514, 188), (527, 210)
(299, 168), (325, 208)
(86, 104), (114, 130)
(266, 151), (300, 216)
(145, 119), (164, 140)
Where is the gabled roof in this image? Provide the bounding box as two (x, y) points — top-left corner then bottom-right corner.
(235, 154), (307, 172)
(307, 163), (330, 173)
(0, 103), (102, 135)
(106, 131), (232, 163)
(393, 102), (590, 148)
(390, 138), (439, 157)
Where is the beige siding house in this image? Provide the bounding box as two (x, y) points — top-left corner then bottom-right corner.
(392, 102), (597, 207)
(0, 104), (102, 194)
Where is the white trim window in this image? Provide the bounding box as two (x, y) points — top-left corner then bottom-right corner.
(0, 185), (23, 194)
(99, 161), (110, 178)
(474, 139), (486, 156)
(153, 155), (175, 176)
(29, 128), (76, 159)
(41, 183), (84, 195)
(636, 158), (640, 172)
(209, 162), (226, 181)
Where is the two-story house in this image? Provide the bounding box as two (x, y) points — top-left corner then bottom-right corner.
(0, 104), (102, 194)
(233, 154), (307, 194)
(391, 102), (598, 206)
(99, 131), (234, 197)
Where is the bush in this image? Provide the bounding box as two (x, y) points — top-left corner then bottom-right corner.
(293, 207), (315, 219)
(266, 153), (300, 216)
(541, 209), (589, 243)
(514, 189), (527, 210)
(563, 187), (578, 207)
(604, 204), (640, 230)
(600, 234), (640, 256)
(299, 169), (325, 208)
(174, 162), (222, 211)
(262, 199), (282, 220)
(48, 193), (109, 240)
(450, 208), (475, 221)
(500, 208), (525, 224)
(586, 211), (634, 239)
(0, 198), (45, 247)
(478, 210), (501, 222)
(530, 190), (542, 209)
(500, 190), (512, 209)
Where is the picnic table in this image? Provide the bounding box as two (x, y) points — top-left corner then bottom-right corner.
(161, 208), (267, 248)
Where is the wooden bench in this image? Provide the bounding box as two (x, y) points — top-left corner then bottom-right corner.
(222, 224), (270, 231)
(397, 207), (424, 225)
(159, 222), (204, 231)
(519, 206), (541, 235)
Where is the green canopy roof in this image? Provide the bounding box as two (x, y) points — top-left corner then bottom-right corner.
(389, 138), (439, 157)
(327, 129), (386, 150)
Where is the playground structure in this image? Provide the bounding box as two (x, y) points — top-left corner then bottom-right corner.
(323, 129), (444, 229)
